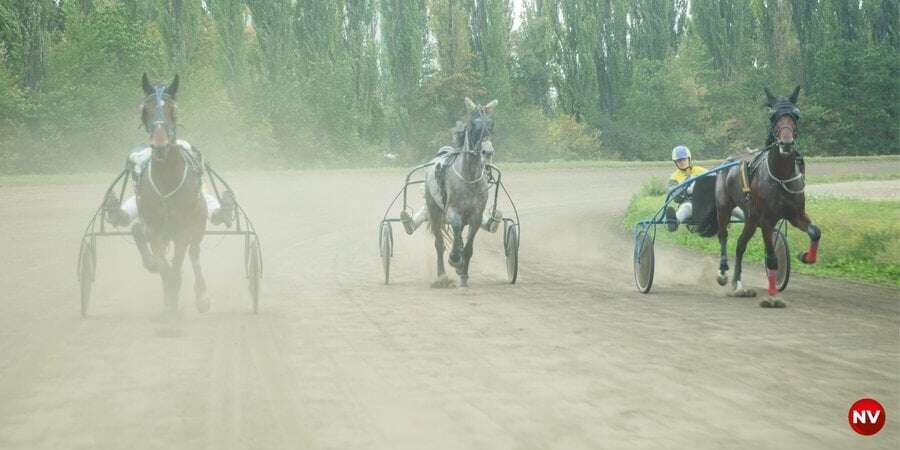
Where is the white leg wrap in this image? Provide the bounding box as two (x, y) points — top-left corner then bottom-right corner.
(675, 202), (693, 223)
(204, 192), (220, 219)
(122, 196), (138, 221)
(412, 207), (429, 227)
(731, 207), (745, 221)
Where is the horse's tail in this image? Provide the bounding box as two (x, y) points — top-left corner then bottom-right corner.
(428, 222), (452, 248)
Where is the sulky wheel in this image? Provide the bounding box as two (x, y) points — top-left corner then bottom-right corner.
(772, 227), (791, 292)
(78, 237), (96, 317)
(247, 237), (262, 314)
(633, 227), (655, 293)
(379, 221), (393, 285)
(504, 221), (519, 284)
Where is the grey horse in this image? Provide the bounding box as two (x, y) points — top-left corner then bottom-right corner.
(424, 97), (497, 288)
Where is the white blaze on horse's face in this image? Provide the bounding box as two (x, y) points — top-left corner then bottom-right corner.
(141, 74), (179, 153)
(142, 95), (178, 156)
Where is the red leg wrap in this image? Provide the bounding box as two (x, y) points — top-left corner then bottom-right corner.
(767, 269), (778, 296)
(806, 240), (819, 264)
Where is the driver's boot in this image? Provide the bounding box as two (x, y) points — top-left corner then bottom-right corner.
(481, 209), (503, 232)
(103, 192), (131, 228)
(665, 206), (678, 232)
(210, 190), (235, 228)
(401, 208), (429, 235)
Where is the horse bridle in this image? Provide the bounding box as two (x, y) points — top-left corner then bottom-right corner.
(765, 109), (804, 194)
(450, 108), (492, 183)
(142, 86), (189, 199)
(143, 86), (177, 154)
(768, 102), (800, 154)
(772, 119), (797, 155)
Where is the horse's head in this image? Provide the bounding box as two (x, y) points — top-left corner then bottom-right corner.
(140, 73), (179, 161)
(764, 86), (801, 155)
(461, 97), (498, 160)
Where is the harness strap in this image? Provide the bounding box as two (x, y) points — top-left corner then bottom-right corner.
(147, 146), (191, 200)
(739, 161), (751, 193)
(764, 157), (805, 194)
(447, 127), (486, 184)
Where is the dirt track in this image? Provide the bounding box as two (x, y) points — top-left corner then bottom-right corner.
(0, 160), (897, 449)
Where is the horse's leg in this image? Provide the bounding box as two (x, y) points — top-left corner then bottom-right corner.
(132, 222), (161, 273)
(788, 213), (821, 264)
(458, 222), (479, 288)
(148, 237), (175, 311)
(189, 241), (211, 312)
(427, 197), (453, 288)
(167, 240), (189, 312)
(758, 221), (785, 308)
(447, 210), (464, 270)
(716, 208), (731, 286)
(729, 219), (758, 298)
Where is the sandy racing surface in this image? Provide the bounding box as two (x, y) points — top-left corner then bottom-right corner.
(0, 160), (897, 449)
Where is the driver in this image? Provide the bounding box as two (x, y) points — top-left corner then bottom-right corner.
(665, 145), (707, 232)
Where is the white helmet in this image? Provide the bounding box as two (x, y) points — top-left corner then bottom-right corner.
(671, 145), (691, 161)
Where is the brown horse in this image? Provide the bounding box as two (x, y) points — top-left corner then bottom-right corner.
(714, 86), (821, 307)
(131, 74), (210, 314)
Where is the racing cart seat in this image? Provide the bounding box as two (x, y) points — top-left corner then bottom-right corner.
(685, 175), (719, 237)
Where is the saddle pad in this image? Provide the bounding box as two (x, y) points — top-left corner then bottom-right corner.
(127, 140), (201, 180)
(425, 146), (455, 210)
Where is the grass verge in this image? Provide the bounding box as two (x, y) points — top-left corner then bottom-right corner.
(624, 193), (900, 288)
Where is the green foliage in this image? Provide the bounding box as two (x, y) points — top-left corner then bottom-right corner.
(639, 177), (667, 197)
(0, 0), (895, 174)
(625, 194), (900, 287)
(545, 114), (603, 160)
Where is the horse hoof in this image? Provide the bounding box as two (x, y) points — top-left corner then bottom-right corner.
(458, 278), (469, 288)
(196, 295), (211, 313)
(160, 307), (181, 321)
(798, 252), (816, 265)
(759, 299), (774, 308)
(773, 299), (786, 308)
(430, 276), (455, 289)
(728, 288), (757, 298)
(716, 274), (728, 286)
(143, 259), (160, 273)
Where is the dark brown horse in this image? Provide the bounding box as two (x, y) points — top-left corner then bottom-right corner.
(132, 74), (210, 314)
(714, 86), (821, 307)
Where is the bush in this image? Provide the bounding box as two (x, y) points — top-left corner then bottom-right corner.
(546, 114), (603, 160)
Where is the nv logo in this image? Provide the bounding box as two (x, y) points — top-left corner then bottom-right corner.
(848, 398), (886, 436)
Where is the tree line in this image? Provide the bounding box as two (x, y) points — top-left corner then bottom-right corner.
(0, 0), (896, 173)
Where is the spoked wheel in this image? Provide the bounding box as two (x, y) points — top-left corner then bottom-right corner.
(77, 237), (96, 317)
(379, 221), (393, 285)
(633, 227), (655, 293)
(772, 227), (791, 292)
(246, 236), (262, 314)
(503, 220), (519, 284)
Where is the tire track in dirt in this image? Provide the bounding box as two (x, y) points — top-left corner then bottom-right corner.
(0, 162), (896, 449)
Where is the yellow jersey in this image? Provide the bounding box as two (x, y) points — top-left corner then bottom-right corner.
(669, 166), (707, 184)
